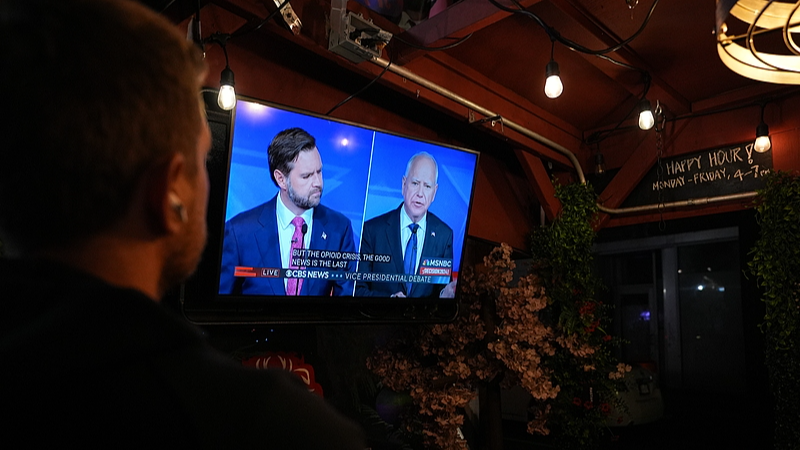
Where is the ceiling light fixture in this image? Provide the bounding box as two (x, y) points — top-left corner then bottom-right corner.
(638, 99), (655, 130)
(754, 103), (772, 153)
(544, 40), (563, 99)
(716, 0), (800, 84)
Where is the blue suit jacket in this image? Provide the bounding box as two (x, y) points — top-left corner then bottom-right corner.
(219, 196), (356, 296)
(356, 204), (453, 298)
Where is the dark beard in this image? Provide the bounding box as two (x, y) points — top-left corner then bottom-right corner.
(287, 182), (321, 210)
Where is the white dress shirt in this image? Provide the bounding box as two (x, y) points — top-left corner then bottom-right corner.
(276, 194), (314, 290)
(400, 206), (426, 275)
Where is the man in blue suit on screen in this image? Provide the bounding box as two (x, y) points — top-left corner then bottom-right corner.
(357, 151), (457, 298)
(219, 128), (356, 296)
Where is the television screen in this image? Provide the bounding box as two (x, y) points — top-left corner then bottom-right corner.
(181, 93), (480, 324)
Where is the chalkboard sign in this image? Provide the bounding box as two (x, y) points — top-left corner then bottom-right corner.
(621, 141), (772, 207)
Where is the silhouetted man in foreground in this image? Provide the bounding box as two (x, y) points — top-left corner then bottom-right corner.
(0, 1), (365, 448)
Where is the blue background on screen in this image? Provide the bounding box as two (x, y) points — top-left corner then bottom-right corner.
(225, 100), (478, 273)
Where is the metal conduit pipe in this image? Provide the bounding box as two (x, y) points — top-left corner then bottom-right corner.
(370, 57), (759, 215)
(596, 191), (757, 215)
(371, 57), (586, 183)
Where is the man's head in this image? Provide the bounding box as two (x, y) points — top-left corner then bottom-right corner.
(0, 0), (209, 292)
(402, 152), (439, 223)
(268, 128), (323, 214)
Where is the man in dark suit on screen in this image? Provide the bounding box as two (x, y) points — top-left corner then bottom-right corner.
(219, 128), (356, 296)
(357, 151), (457, 298)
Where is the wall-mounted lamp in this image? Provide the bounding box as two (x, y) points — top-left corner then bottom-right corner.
(638, 98), (654, 130)
(544, 41), (563, 99)
(754, 104), (771, 153)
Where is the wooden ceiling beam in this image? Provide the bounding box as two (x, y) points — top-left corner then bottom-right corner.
(549, 0), (691, 114)
(515, 149), (561, 220)
(394, 0), (544, 64)
(201, 0), (582, 169)
(595, 118), (691, 228)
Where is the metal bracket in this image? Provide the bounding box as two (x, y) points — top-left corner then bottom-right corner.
(273, 0), (302, 35)
(329, 5), (392, 63)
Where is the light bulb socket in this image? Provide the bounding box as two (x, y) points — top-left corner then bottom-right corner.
(756, 121), (769, 138)
(220, 66), (235, 87)
(545, 60), (560, 78)
(638, 98), (652, 115)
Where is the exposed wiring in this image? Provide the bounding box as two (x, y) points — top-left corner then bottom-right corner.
(391, 32), (474, 51)
(231, 0), (292, 38)
(587, 88), (800, 147)
(326, 47), (394, 116)
(586, 73), (650, 145)
(488, 0), (656, 76)
(201, 0), (293, 46)
(491, 0), (659, 56)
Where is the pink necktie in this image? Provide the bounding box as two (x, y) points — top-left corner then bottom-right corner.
(286, 216), (305, 295)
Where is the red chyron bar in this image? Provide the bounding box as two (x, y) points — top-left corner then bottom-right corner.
(419, 258), (452, 277)
(234, 266), (281, 278)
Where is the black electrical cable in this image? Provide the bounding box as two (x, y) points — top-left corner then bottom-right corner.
(201, 0), (293, 45)
(230, 0), (292, 38)
(391, 32), (474, 51)
(325, 47), (394, 116)
(586, 77), (651, 145)
(491, 0), (659, 56)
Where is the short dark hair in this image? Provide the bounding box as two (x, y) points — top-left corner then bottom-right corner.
(267, 128), (317, 187)
(0, 0), (206, 253)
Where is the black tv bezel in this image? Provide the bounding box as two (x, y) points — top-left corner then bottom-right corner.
(180, 90), (480, 325)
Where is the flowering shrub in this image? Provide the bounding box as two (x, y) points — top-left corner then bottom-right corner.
(529, 182), (628, 449)
(367, 244), (558, 450)
(367, 182), (628, 449)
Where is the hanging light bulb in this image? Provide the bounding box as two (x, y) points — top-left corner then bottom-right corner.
(218, 66), (236, 110)
(210, 32), (236, 111)
(594, 152), (606, 174)
(754, 121), (771, 153)
(638, 99), (654, 130)
(544, 60), (563, 99)
(544, 39), (562, 99)
(753, 103), (771, 153)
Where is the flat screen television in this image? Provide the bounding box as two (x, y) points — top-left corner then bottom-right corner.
(181, 91), (480, 324)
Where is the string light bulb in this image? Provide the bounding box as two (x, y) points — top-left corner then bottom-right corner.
(754, 122), (770, 153)
(638, 99), (654, 130)
(754, 105), (771, 153)
(594, 152), (606, 174)
(544, 60), (563, 99)
(218, 66), (236, 110)
(209, 33), (236, 111)
(544, 40), (562, 99)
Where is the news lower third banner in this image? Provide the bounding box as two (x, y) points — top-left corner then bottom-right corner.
(233, 253), (453, 285)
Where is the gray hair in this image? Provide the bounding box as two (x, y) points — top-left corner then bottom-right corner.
(404, 152), (439, 183)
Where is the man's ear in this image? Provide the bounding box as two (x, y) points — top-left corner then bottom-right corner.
(274, 169), (287, 191)
(146, 152), (188, 234)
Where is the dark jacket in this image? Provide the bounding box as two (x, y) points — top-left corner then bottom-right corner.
(0, 259), (365, 449)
